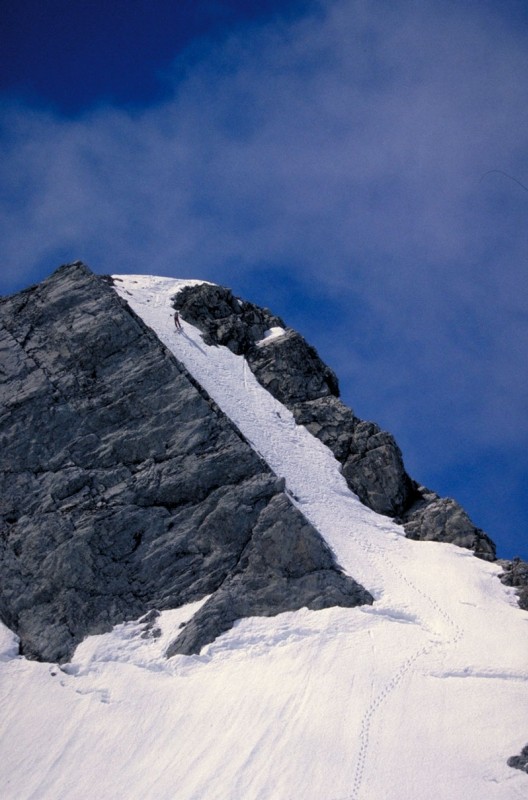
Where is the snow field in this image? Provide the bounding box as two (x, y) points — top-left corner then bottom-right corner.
(0, 274), (526, 800)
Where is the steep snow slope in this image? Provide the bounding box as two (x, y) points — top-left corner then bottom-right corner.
(0, 274), (526, 800)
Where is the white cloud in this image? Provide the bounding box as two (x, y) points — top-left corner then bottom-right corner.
(1, 0), (527, 494)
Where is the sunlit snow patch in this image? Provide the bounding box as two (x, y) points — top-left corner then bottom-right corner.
(255, 326), (286, 346)
(68, 598), (210, 673)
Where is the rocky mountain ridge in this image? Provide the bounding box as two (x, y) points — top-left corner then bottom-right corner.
(0, 263), (525, 666)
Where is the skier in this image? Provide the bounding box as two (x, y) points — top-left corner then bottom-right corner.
(174, 310), (183, 333)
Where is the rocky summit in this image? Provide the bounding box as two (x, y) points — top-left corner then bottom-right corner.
(0, 262), (522, 665)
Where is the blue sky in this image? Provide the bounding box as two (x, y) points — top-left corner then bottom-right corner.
(1, 0), (527, 559)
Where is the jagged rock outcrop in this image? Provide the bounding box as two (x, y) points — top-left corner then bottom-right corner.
(0, 263), (372, 662)
(173, 282), (286, 355)
(175, 283), (496, 560)
(250, 330), (340, 405)
(499, 558), (528, 610)
(291, 396), (414, 517)
(401, 488), (495, 558)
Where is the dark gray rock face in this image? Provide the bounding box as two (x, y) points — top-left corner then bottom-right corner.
(499, 558), (528, 610)
(174, 283), (496, 560)
(250, 330), (340, 405)
(0, 263), (371, 662)
(402, 488), (496, 560)
(292, 397), (414, 517)
(508, 744), (528, 773)
(174, 282), (285, 356)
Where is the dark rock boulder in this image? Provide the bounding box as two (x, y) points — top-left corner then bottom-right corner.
(173, 283), (496, 560)
(402, 489), (496, 561)
(176, 283), (339, 405)
(499, 558), (528, 609)
(175, 283), (285, 355)
(508, 744), (528, 773)
(291, 397), (414, 517)
(250, 329), (339, 405)
(0, 263), (372, 662)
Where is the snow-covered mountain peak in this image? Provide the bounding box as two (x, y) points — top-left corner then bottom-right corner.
(0, 264), (526, 799)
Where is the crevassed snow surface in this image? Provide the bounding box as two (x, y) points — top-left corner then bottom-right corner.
(1, 275), (527, 800)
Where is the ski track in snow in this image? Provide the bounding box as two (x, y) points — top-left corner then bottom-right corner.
(111, 276), (527, 800)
